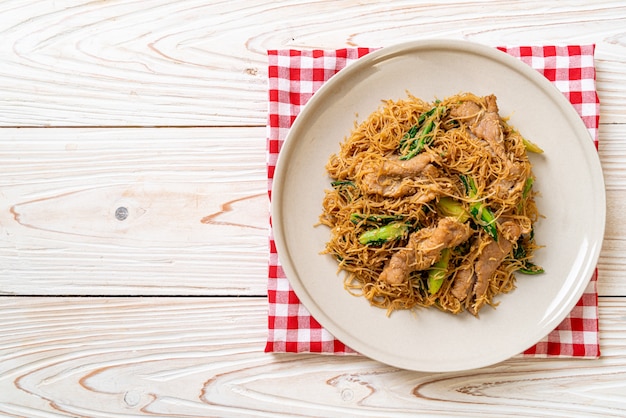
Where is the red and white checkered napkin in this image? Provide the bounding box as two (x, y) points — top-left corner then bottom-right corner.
(266, 45), (601, 358)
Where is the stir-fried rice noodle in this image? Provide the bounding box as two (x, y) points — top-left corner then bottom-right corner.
(319, 92), (543, 316)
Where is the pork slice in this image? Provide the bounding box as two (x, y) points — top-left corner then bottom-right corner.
(468, 222), (523, 314)
(450, 101), (481, 123)
(473, 95), (506, 157)
(473, 111), (504, 154)
(359, 154), (438, 198)
(451, 266), (475, 301)
(451, 219), (526, 313)
(378, 244), (416, 285)
(499, 221), (523, 243)
(379, 217), (472, 285)
(380, 153), (435, 177)
(471, 237), (513, 304)
(452, 95), (529, 202)
(360, 172), (416, 198)
(492, 161), (527, 201)
(360, 173), (440, 200)
(451, 95), (507, 159)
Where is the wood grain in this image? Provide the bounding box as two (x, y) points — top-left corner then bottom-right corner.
(598, 123), (626, 296)
(0, 297), (624, 417)
(0, 0), (624, 126)
(0, 127), (268, 296)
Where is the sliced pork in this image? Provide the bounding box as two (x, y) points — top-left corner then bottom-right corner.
(451, 221), (524, 315)
(451, 95), (530, 203)
(379, 217), (472, 285)
(359, 153), (439, 198)
(450, 94), (506, 159)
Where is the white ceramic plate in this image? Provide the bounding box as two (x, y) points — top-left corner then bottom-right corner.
(271, 39), (605, 372)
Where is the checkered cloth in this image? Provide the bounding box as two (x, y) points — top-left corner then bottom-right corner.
(266, 45), (601, 358)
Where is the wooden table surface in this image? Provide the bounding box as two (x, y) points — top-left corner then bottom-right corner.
(1, 1), (625, 416)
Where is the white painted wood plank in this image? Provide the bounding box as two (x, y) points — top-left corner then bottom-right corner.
(0, 0), (624, 126)
(0, 124), (624, 296)
(0, 127), (269, 295)
(597, 123), (626, 296)
(0, 296), (624, 417)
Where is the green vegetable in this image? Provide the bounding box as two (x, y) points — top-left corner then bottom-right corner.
(522, 137), (544, 154)
(436, 197), (469, 223)
(522, 177), (534, 199)
(401, 125), (419, 143)
(427, 248), (450, 294)
(401, 121), (435, 160)
(331, 180), (355, 188)
(358, 222), (409, 246)
(517, 177), (535, 212)
(331, 180), (358, 202)
(460, 174), (498, 241)
(469, 204), (497, 239)
(399, 105), (446, 160)
(513, 237), (545, 275)
(350, 213), (404, 225)
(518, 263), (545, 275)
